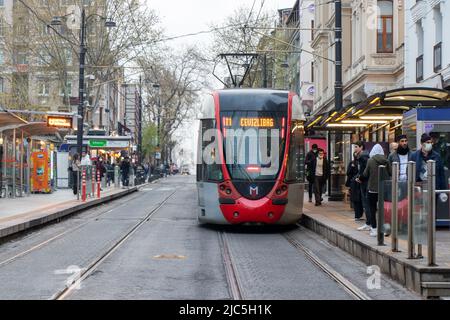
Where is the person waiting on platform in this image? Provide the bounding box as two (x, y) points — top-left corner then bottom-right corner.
(313, 149), (330, 206)
(305, 144), (318, 203)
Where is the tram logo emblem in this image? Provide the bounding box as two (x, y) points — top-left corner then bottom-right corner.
(250, 185), (259, 197)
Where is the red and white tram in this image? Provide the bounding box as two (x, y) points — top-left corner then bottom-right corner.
(196, 89), (306, 225)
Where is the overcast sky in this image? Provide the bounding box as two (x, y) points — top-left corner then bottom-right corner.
(145, 0), (295, 48)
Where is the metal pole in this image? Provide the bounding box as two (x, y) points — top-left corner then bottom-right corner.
(263, 53), (267, 88)
(138, 76), (143, 165)
(77, 8), (86, 157)
(377, 165), (386, 246)
(407, 161), (416, 259)
(427, 160), (436, 266)
(391, 162), (399, 252)
(26, 138), (30, 196)
(334, 0), (343, 112)
(12, 128), (16, 198)
(19, 131), (24, 197)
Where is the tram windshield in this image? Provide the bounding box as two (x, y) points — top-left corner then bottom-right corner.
(220, 111), (286, 181)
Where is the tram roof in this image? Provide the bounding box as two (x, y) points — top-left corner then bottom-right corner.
(215, 88), (290, 97)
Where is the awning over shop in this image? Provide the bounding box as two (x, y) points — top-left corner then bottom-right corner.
(1, 122), (61, 138)
(305, 87), (450, 131)
(0, 111), (27, 129)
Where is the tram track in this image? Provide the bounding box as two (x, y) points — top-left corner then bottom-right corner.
(284, 230), (371, 301)
(218, 231), (244, 300)
(0, 190), (146, 269)
(51, 188), (178, 300)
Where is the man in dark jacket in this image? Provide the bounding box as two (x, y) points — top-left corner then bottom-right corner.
(120, 157), (131, 187)
(411, 133), (447, 193)
(354, 141), (370, 223)
(305, 144), (318, 202)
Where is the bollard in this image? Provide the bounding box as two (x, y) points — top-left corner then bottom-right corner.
(427, 160), (436, 266)
(377, 165), (386, 246)
(81, 167), (86, 202)
(114, 165), (119, 188)
(91, 166), (96, 197)
(391, 162), (399, 252)
(407, 161), (416, 259)
(97, 169), (101, 199)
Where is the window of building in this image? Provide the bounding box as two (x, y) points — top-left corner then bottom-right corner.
(0, 50), (3, 65)
(38, 82), (50, 96)
(0, 0), (4, 7)
(60, 81), (72, 96)
(416, 22), (424, 82)
(0, 77), (4, 93)
(311, 20), (314, 41)
(65, 48), (73, 66)
(433, 8), (442, 72)
(377, 0), (393, 53)
(17, 52), (28, 65)
(311, 62), (314, 83)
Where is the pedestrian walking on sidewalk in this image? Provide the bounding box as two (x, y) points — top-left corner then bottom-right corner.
(120, 157), (131, 187)
(354, 141), (371, 228)
(305, 144), (318, 203)
(362, 144), (391, 237)
(71, 153), (81, 195)
(313, 149), (330, 206)
(346, 152), (363, 220)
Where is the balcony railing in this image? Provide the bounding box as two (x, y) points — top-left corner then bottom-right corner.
(416, 55), (424, 83)
(434, 42), (442, 73)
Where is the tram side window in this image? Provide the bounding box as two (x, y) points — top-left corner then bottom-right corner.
(196, 122), (203, 182)
(285, 121), (305, 183)
(201, 119), (223, 182)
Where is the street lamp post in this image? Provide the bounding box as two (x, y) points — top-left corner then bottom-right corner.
(51, 8), (116, 157)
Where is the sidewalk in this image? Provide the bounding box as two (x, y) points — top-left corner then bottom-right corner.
(301, 194), (450, 298)
(0, 185), (139, 240)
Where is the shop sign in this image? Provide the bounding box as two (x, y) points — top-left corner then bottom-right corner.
(47, 116), (73, 128)
(155, 152), (161, 160)
(89, 140), (107, 147)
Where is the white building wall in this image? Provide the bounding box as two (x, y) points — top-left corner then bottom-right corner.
(405, 0), (450, 88)
(299, 0), (315, 112)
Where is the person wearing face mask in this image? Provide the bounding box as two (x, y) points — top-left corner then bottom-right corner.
(305, 144), (318, 203)
(411, 134), (447, 201)
(388, 135), (412, 182)
(313, 149), (330, 206)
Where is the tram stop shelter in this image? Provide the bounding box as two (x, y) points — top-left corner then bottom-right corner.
(1, 112), (62, 198)
(305, 87), (450, 202)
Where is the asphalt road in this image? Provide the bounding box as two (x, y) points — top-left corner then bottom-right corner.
(0, 175), (420, 300)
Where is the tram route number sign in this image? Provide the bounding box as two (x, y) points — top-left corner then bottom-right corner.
(223, 117), (275, 128)
(47, 116), (73, 129)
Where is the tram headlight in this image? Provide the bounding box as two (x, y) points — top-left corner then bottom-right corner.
(276, 189), (281, 195)
(281, 185), (288, 192)
(226, 189), (232, 195)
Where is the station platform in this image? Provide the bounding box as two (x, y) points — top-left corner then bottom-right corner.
(0, 185), (139, 240)
(302, 194), (450, 298)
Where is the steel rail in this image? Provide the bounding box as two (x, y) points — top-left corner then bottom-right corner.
(285, 231), (371, 301)
(51, 188), (178, 300)
(218, 232), (244, 300)
(0, 190), (144, 269)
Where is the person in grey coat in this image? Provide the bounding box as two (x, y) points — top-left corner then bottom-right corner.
(360, 144), (391, 237)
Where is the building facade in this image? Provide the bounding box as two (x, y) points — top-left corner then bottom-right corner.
(311, 0), (404, 115)
(404, 0), (450, 89)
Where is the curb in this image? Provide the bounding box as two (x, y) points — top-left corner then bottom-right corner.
(0, 187), (139, 241)
(301, 213), (450, 298)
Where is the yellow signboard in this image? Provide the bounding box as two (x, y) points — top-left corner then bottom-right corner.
(47, 116), (72, 129)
